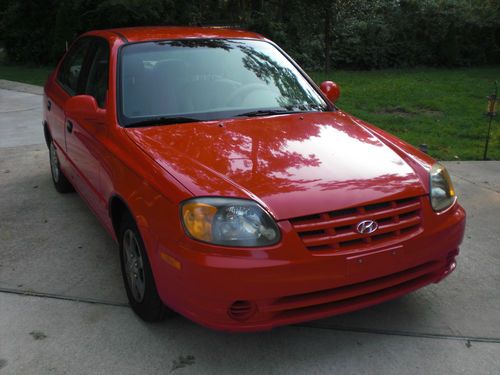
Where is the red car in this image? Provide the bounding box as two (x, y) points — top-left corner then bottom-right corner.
(43, 27), (465, 332)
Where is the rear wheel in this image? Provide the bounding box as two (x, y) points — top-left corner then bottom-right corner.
(49, 140), (74, 193)
(119, 213), (170, 322)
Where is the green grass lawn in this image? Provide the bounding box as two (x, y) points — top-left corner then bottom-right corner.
(311, 68), (500, 160)
(1, 54), (499, 160)
(0, 51), (53, 86)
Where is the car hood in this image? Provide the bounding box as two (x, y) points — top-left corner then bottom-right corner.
(126, 111), (427, 220)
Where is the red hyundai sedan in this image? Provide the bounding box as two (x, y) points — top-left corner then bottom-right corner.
(43, 27), (465, 331)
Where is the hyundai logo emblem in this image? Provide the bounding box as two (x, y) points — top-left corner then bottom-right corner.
(356, 220), (378, 234)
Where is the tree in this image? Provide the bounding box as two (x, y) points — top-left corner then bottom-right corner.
(0, 0), (498, 69)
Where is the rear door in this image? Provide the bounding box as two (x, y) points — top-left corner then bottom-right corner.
(64, 37), (110, 220)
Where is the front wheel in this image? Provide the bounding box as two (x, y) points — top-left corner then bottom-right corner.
(49, 140), (74, 193)
(119, 214), (171, 322)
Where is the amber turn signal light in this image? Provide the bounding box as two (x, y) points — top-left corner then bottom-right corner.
(182, 202), (217, 241)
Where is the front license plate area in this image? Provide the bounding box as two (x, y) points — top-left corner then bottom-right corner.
(346, 245), (417, 279)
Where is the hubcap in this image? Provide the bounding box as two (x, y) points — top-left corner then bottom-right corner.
(123, 229), (146, 302)
(49, 142), (60, 183)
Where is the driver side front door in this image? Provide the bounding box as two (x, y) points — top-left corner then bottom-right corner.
(64, 37), (110, 221)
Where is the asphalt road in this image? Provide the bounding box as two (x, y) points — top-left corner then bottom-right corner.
(1, 83), (499, 374)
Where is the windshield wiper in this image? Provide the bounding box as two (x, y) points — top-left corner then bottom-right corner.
(235, 109), (302, 118)
(125, 116), (201, 128)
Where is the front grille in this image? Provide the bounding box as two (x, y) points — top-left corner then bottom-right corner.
(290, 196), (423, 251)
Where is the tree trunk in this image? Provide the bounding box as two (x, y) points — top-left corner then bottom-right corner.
(324, 3), (331, 73)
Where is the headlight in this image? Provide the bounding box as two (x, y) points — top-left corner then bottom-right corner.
(430, 163), (456, 211)
(180, 197), (280, 247)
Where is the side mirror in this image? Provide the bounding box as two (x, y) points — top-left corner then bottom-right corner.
(65, 95), (105, 121)
(320, 81), (341, 103)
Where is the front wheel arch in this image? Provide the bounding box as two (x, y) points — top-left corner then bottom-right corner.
(109, 194), (132, 241)
(112, 197), (171, 321)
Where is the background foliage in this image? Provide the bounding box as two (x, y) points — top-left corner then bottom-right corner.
(0, 0), (499, 70)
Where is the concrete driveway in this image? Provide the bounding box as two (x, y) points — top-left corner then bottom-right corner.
(1, 83), (499, 374)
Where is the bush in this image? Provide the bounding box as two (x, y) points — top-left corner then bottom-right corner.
(0, 0), (498, 69)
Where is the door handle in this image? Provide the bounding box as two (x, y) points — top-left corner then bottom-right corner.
(47, 100), (51, 111)
(66, 120), (73, 133)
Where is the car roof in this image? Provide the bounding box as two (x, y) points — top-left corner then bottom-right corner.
(86, 26), (265, 43)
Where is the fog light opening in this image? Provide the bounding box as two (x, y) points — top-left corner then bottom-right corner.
(228, 300), (257, 322)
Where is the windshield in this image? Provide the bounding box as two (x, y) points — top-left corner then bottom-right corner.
(118, 39), (327, 127)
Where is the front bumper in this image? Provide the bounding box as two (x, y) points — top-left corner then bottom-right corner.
(154, 202), (465, 332)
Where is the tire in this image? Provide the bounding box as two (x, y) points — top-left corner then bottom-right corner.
(119, 213), (170, 322)
(49, 139), (74, 193)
